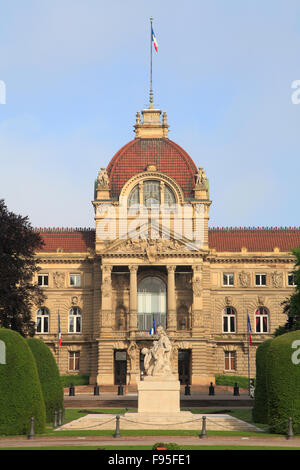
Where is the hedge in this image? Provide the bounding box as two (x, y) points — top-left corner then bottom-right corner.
(60, 374), (90, 387)
(266, 330), (300, 434)
(215, 374), (251, 390)
(27, 338), (64, 422)
(252, 339), (272, 424)
(0, 328), (46, 435)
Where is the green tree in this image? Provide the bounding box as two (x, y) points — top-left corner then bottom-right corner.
(274, 247), (300, 337)
(0, 199), (45, 336)
(0, 328), (46, 435)
(27, 338), (64, 422)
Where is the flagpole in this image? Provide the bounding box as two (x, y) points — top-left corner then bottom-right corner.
(150, 16), (153, 108)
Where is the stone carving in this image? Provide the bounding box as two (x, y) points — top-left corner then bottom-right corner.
(128, 341), (138, 372)
(97, 168), (109, 188)
(225, 296), (232, 306)
(102, 277), (111, 297)
(192, 276), (201, 297)
(53, 272), (65, 288)
(239, 271), (251, 288)
(112, 238), (191, 257)
(195, 167), (207, 186)
(257, 296), (265, 306)
(271, 271), (283, 288)
(142, 326), (173, 377)
(71, 296), (79, 305)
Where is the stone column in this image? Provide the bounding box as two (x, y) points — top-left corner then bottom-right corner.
(192, 264), (203, 334)
(100, 264), (113, 336)
(129, 265), (138, 337)
(167, 265), (176, 335)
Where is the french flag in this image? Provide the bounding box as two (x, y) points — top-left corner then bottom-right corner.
(58, 312), (62, 347)
(247, 314), (252, 346)
(149, 314), (156, 335)
(152, 27), (158, 52)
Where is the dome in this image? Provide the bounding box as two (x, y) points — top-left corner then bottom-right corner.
(107, 137), (197, 200)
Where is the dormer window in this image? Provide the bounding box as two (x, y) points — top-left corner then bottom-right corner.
(128, 180), (176, 208)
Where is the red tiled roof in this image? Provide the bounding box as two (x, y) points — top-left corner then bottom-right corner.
(209, 227), (300, 253)
(35, 228), (95, 253)
(35, 227), (300, 254)
(107, 138), (197, 199)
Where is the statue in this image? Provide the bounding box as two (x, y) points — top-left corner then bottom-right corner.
(97, 167), (109, 188)
(142, 326), (173, 377)
(195, 167), (206, 186)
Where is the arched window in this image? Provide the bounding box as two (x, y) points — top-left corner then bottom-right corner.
(69, 307), (82, 333)
(255, 307), (269, 333)
(138, 276), (167, 331)
(223, 307), (236, 333)
(128, 180), (176, 207)
(36, 307), (50, 333)
(128, 185), (139, 207)
(164, 185), (176, 206)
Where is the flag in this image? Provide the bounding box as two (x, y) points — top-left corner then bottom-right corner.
(152, 27), (158, 52)
(247, 314), (252, 346)
(58, 312), (62, 347)
(149, 314), (156, 335)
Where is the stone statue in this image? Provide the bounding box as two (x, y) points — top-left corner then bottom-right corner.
(142, 326), (173, 377)
(97, 167), (109, 188)
(195, 167), (207, 186)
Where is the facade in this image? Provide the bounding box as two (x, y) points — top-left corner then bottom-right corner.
(33, 102), (300, 388)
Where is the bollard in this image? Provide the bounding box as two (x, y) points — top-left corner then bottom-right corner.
(200, 416), (207, 439)
(69, 383), (75, 396)
(233, 383), (240, 396)
(208, 382), (215, 396)
(28, 417), (35, 440)
(287, 417), (294, 440)
(185, 384), (191, 396)
(53, 410), (58, 428)
(58, 409), (63, 427)
(118, 383), (124, 396)
(94, 383), (100, 396)
(114, 415), (121, 438)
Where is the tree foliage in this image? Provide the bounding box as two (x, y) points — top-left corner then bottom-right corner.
(0, 199), (45, 336)
(274, 247), (300, 337)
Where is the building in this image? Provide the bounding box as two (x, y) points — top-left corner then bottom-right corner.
(33, 100), (300, 388)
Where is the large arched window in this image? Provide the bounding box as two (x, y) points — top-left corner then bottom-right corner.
(69, 307), (82, 333)
(255, 307), (269, 333)
(36, 307), (50, 333)
(128, 180), (176, 208)
(137, 276), (167, 331)
(222, 307), (236, 333)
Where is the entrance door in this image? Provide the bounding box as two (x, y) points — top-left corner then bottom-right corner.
(178, 350), (191, 385)
(114, 350), (127, 385)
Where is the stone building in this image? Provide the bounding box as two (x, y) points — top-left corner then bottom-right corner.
(33, 101), (300, 388)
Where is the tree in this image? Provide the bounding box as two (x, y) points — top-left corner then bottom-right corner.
(274, 247), (300, 337)
(0, 199), (45, 336)
(0, 328), (46, 435)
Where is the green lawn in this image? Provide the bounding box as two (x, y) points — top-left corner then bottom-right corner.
(1, 445), (300, 451)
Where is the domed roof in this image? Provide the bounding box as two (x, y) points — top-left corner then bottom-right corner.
(107, 137), (197, 199)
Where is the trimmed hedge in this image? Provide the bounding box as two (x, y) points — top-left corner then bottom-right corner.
(0, 328), (46, 435)
(27, 338), (64, 422)
(266, 330), (300, 434)
(215, 374), (251, 390)
(252, 339), (272, 424)
(60, 374), (90, 388)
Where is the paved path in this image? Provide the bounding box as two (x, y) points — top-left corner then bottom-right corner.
(0, 435), (299, 448)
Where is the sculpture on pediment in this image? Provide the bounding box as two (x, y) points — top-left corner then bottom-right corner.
(97, 167), (109, 189)
(141, 326), (173, 377)
(239, 271), (251, 288)
(195, 167), (207, 186)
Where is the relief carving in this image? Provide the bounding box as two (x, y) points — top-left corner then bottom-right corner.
(271, 271), (283, 288)
(53, 272), (65, 288)
(192, 276), (202, 297)
(239, 271), (251, 288)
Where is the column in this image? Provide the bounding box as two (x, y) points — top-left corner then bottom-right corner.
(192, 264), (203, 333)
(167, 265), (176, 335)
(100, 264), (113, 335)
(129, 265), (138, 337)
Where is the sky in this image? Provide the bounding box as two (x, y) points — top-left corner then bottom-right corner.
(0, 0), (300, 229)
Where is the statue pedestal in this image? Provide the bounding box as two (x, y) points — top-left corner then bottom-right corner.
(138, 376), (180, 414)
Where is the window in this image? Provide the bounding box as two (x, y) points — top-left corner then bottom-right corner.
(255, 274), (266, 286)
(70, 274), (81, 287)
(223, 273), (234, 286)
(255, 307), (269, 333)
(137, 276), (167, 331)
(38, 274), (48, 287)
(36, 307), (50, 333)
(128, 180), (176, 208)
(143, 180), (160, 206)
(68, 307), (82, 333)
(223, 307), (236, 333)
(69, 351), (80, 371)
(224, 351), (236, 371)
(288, 274), (296, 286)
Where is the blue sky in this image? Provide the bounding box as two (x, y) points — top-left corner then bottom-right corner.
(0, 0), (300, 228)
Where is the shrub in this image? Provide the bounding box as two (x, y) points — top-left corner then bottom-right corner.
(27, 338), (64, 422)
(252, 339), (273, 424)
(152, 442), (181, 450)
(60, 374), (90, 387)
(266, 330), (300, 434)
(0, 328), (46, 435)
(215, 374), (251, 390)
